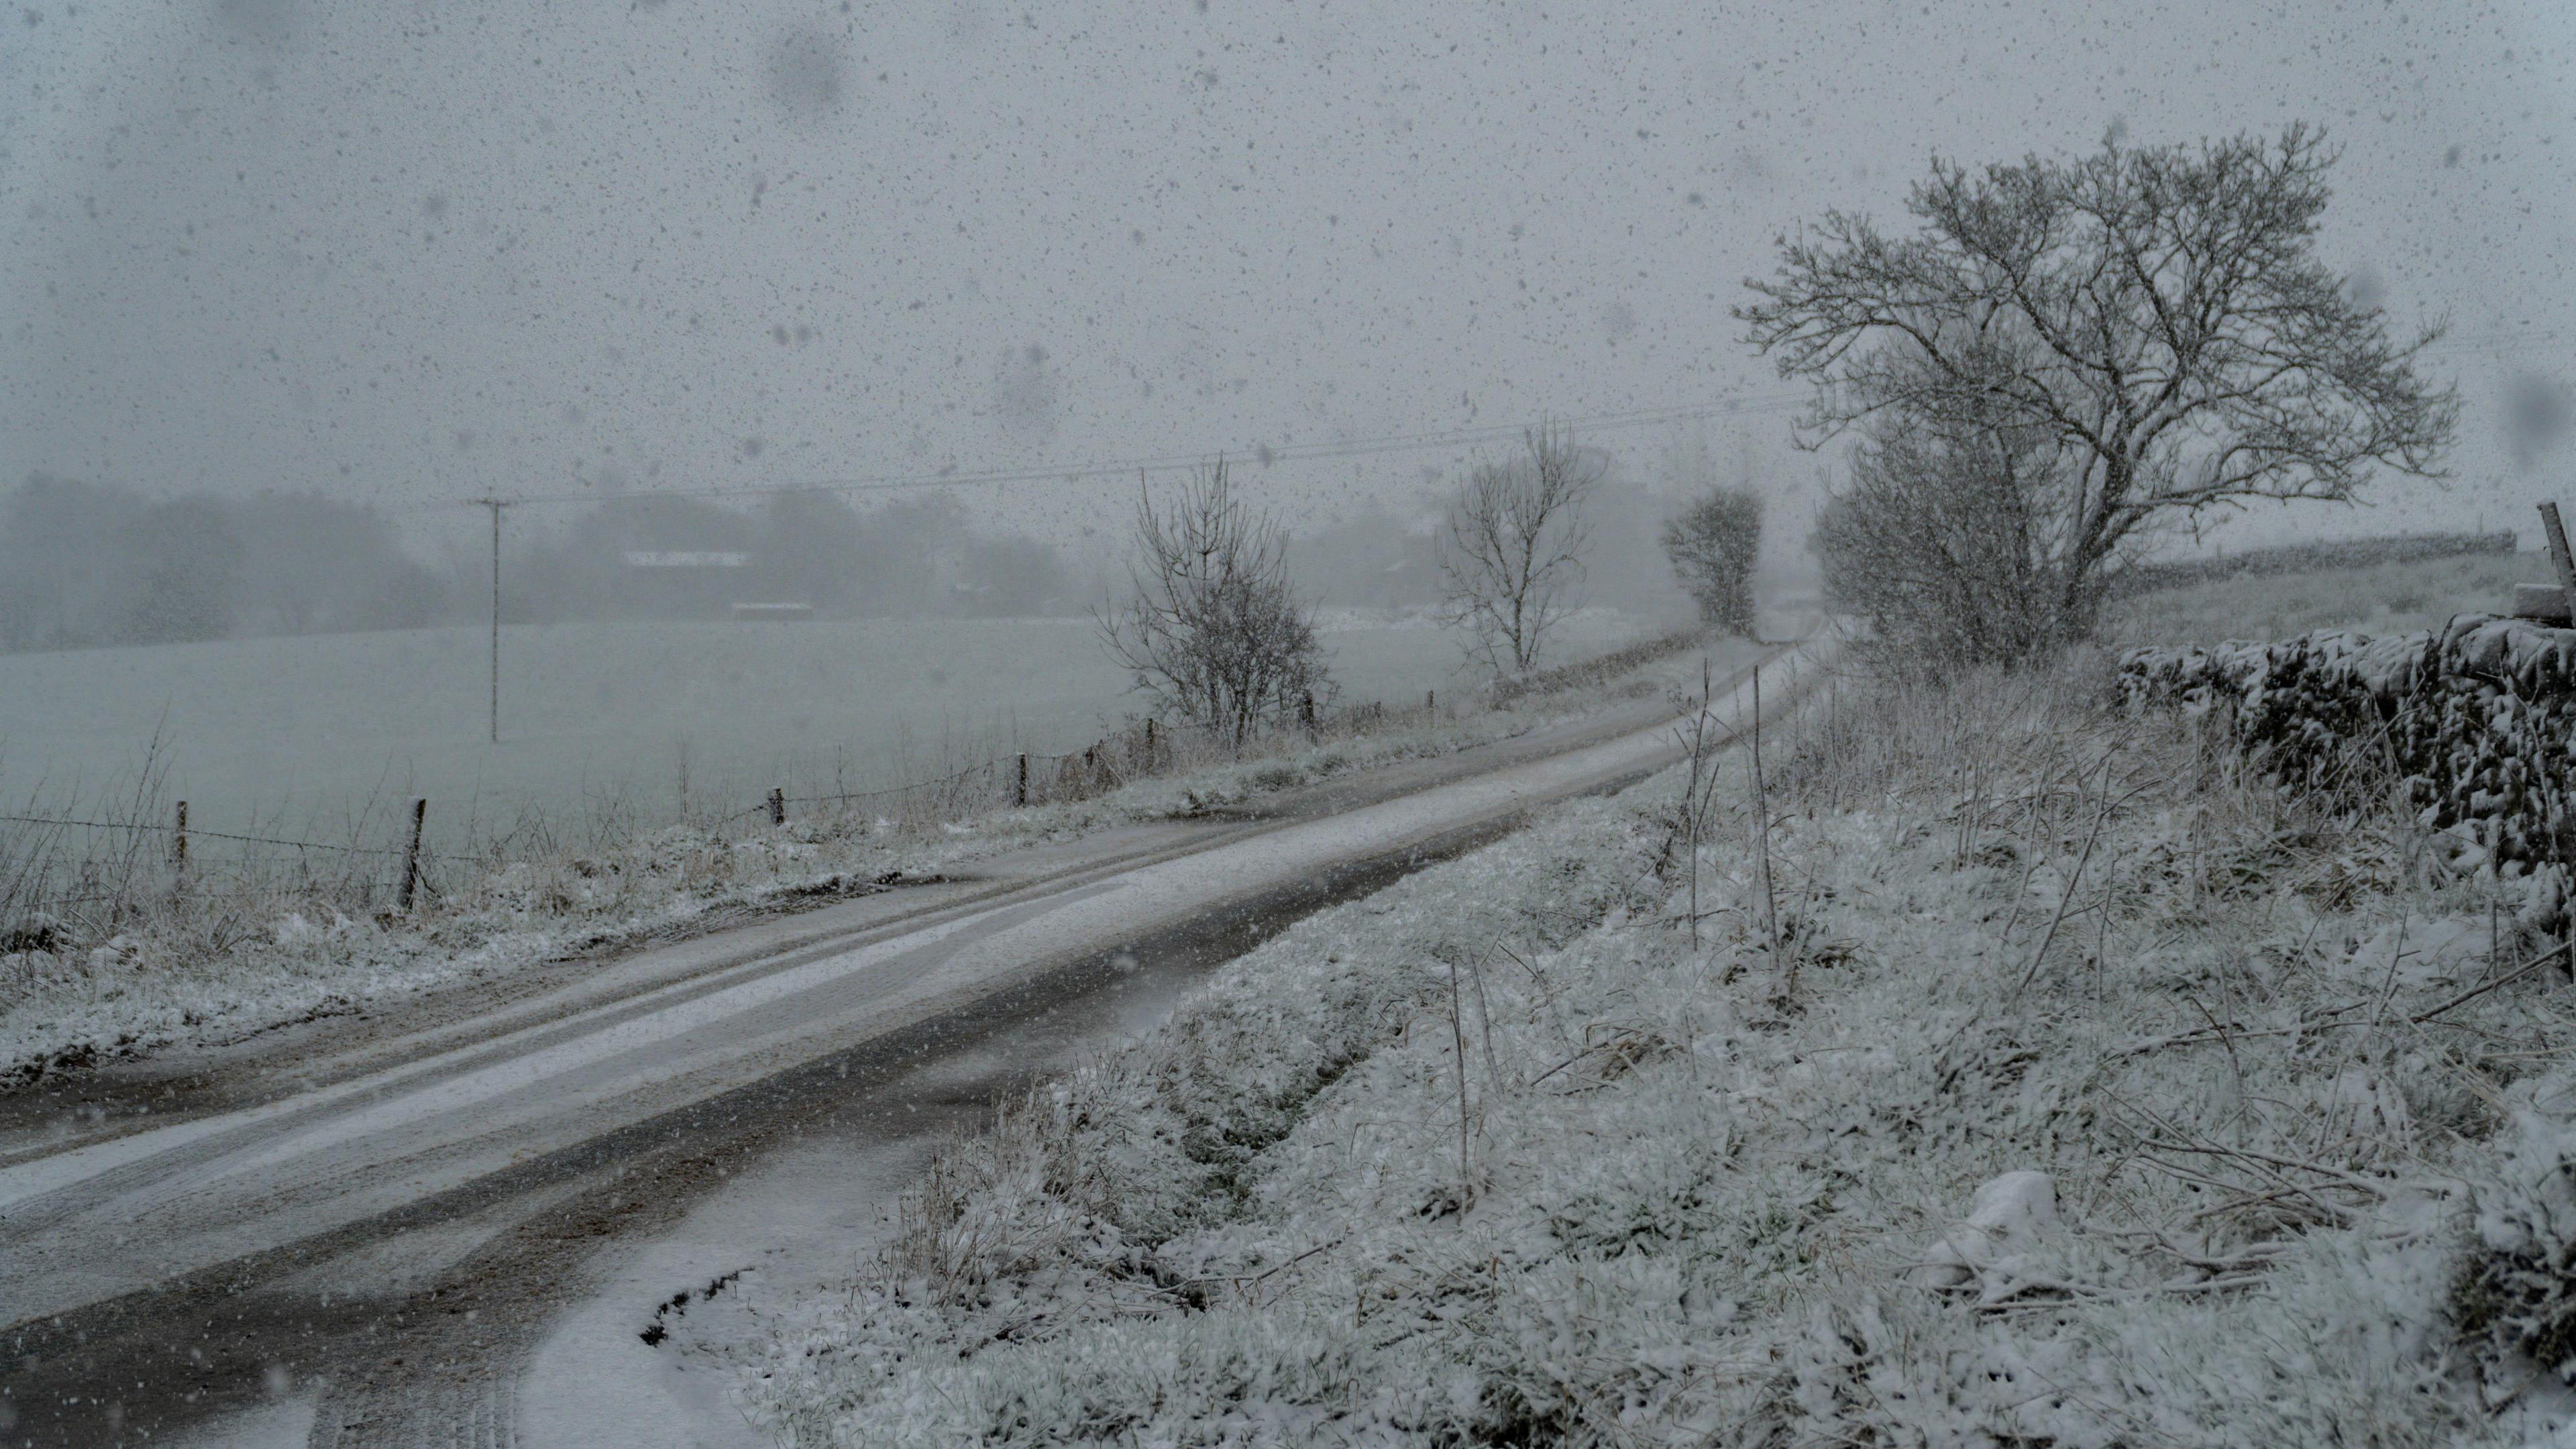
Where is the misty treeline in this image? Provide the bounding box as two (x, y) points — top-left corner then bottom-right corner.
(0, 475), (447, 651)
(1103, 431), (1768, 743)
(502, 490), (1080, 623)
(1295, 465), (1751, 623)
(0, 480), (1092, 651)
(1, 451), (1756, 654)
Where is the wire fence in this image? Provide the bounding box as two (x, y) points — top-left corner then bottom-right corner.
(0, 794), (464, 943)
(1, 689), (1460, 940)
(716, 694), (1448, 826)
(0, 812), (482, 863)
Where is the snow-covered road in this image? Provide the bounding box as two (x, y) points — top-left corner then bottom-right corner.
(1, 640), (1820, 1445)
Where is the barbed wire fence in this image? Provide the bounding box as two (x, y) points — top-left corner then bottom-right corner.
(1, 687), (1468, 947)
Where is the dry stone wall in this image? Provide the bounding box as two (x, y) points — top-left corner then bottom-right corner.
(2121, 613), (2576, 921)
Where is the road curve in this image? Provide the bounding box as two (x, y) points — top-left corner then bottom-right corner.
(0, 639), (1821, 1445)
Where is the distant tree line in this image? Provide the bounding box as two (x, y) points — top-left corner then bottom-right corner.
(1099, 427), (1772, 759)
(502, 490), (1081, 623)
(1288, 468), (1752, 625)
(0, 475), (448, 652)
(0, 478), (1099, 653)
(0, 456), (1746, 657)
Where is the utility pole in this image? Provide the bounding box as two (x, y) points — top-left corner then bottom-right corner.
(475, 498), (508, 743)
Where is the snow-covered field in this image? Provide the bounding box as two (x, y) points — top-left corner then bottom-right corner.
(0, 608), (1666, 853)
(739, 653), (2576, 1445)
(2102, 547), (2537, 649)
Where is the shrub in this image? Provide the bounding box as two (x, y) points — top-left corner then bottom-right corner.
(1098, 462), (1334, 748)
(1660, 486), (1762, 636)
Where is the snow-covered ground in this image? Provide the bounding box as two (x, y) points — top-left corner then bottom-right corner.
(737, 653), (2576, 1446)
(0, 648), (1794, 1334)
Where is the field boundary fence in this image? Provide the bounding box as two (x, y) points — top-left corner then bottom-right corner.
(1, 689), (1462, 944)
(716, 688), (1459, 828)
(2110, 529), (2518, 598)
(4, 627), (1717, 949)
(0, 796), (489, 947)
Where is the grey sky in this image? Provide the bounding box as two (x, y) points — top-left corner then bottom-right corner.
(3, 0), (2571, 553)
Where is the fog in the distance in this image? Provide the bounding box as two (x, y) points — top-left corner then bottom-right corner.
(2, 1), (2570, 592)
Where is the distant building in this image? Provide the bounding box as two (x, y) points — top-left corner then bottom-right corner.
(620, 549), (751, 616)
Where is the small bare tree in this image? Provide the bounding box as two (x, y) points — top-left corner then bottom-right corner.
(1661, 486), (1764, 636)
(1438, 425), (1601, 676)
(1097, 461), (1332, 749)
(1813, 368), (2101, 665)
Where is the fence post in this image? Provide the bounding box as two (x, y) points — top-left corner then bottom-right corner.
(1427, 688), (1435, 718)
(768, 787), (786, 827)
(1301, 693), (1316, 731)
(1016, 753), (1028, 808)
(398, 798), (427, 912)
(170, 800), (188, 900)
(1144, 718), (1156, 767)
(2542, 502), (2576, 619)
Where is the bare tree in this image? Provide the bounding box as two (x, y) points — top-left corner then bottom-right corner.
(1097, 461), (1332, 748)
(1438, 425), (1601, 676)
(1661, 486), (1764, 637)
(1739, 125), (2456, 637)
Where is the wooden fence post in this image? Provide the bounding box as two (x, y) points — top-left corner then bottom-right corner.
(768, 787), (786, 826)
(1144, 718), (1156, 767)
(1016, 753), (1028, 808)
(1427, 688), (1435, 718)
(2542, 502), (2576, 619)
(398, 798), (427, 912)
(170, 800), (188, 900)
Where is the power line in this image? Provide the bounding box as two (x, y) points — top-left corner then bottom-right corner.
(402, 322), (2571, 517)
(405, 392), (1816, 513)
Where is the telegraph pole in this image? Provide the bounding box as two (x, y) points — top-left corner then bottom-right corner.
(475, 498), (507, 743)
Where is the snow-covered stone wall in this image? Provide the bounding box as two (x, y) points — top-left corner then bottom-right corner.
(2121, 614), (2576, 919)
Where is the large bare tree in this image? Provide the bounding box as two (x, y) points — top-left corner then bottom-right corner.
(1739, 125), (2456, 634)
(1097, 461), (1332, 748)
(1439, 425), (1601, 676)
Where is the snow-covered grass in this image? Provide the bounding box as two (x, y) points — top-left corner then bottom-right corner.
(0, 636), (1740, 1090)
(741, 651), (2576, 1446)
(2102, 547), (2536, 649)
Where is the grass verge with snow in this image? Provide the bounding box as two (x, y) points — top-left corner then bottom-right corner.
(741, 653), (2576, 1446)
